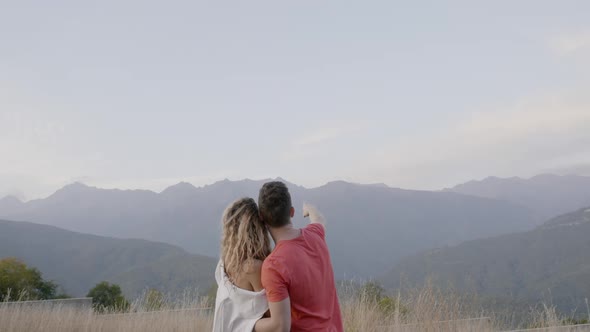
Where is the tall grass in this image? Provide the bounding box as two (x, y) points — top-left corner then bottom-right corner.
(1, 284), (586, 331)
(0, 306), (213, 331)
(340, 282), (494, 332)
(0, 289), (213, 332)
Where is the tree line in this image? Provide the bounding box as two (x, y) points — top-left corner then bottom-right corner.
(0, 258), (131, 312)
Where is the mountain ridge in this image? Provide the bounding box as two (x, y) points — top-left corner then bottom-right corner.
(0, 178), (539, 278)
(0, 219), (217, 298)
(380, 206), (590, 314)
(445, 174), (590, 222)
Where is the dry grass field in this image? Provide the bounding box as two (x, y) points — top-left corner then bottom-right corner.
(1, 285), (587, 332)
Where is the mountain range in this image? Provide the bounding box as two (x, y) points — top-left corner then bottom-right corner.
(0, 178), (539, 278)
(0, 219), (216, 298)
(446, 174), (590, 222)
(381, 206), (590, 314)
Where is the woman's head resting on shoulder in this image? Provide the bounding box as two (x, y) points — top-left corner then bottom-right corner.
(221, 197), (272, 282)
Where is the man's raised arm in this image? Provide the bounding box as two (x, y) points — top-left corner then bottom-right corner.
(303, 203), (326, 226)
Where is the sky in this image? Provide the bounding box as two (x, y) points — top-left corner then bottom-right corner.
(1, 0), (590, 200)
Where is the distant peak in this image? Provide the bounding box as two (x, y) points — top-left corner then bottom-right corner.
(48, 182), (94, 199)
(327, 180), (352, 185)
(208, 178), (233, 187)
(59, 182), (92, 192)
(315, 180), (395, 191)
(169, 181), (197, 189)
(481, 176), (504, 182)
(65, 181), (90, 189)
(454, 175), (529, 187)
(323, 180), (356, 188)
(160, 182), (198, 195)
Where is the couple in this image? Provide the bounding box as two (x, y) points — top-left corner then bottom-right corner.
(212, 181), (343, 332)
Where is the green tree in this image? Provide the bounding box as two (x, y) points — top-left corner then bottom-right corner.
(87, 281), (129, 312)
(0, 258), (57, 301)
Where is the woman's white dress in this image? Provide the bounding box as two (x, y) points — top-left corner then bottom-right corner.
(212, 260), (269, 332)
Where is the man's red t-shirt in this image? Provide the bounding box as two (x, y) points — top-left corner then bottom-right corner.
(261, 223), (343, 332)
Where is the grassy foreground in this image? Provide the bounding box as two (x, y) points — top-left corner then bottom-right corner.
(0, 285), (585, 332)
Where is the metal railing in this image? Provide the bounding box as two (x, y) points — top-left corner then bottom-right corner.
(0, 297), (93, 309)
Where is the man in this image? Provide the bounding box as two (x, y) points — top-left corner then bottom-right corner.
(254, 181), (343, 332)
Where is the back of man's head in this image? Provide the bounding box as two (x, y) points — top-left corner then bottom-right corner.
(258, 181), (292, 228)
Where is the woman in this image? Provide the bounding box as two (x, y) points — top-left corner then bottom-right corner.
(212, 197), (272, 332)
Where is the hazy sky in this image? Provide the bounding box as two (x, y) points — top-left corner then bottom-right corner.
(1, 1), (590, 200)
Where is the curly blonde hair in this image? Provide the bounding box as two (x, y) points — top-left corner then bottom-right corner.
(221, 197), (271, 283)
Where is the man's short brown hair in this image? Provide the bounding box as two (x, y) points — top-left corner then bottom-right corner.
(258, 181), (292, 228)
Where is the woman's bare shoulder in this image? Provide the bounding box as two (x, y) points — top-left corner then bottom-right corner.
(243, 259), (264, 275)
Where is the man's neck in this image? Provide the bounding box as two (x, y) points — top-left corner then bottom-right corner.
(269, 222), (301, 244)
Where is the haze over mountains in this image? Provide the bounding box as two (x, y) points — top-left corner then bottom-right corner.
(446, 174), (590, 222)
(0, 178), (538, 278)
(2, 173), (590, 310)
(381, 206), (590, 314)
(0, 219), (216, 298)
